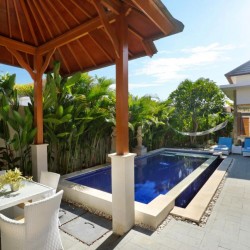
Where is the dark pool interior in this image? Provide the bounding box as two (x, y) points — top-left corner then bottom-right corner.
(67, 150), (222, 208)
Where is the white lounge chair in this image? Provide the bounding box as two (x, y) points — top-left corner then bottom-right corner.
(0, 190), (64, 250)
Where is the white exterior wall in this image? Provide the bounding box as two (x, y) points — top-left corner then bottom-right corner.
(236, 87), (250, 105)
(231, 74), (250, 85)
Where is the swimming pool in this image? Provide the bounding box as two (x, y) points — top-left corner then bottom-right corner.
(58, 148), (227, 228)
(67, 150), (220, 208)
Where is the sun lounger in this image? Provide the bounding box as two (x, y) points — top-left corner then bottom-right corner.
(214, 137), (233, 155)
(242, 138), (250, 157)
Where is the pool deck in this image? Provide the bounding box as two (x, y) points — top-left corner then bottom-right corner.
(60, 154), (250, 250)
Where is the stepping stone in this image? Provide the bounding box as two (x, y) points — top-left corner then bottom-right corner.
(59, 201), (87, 225)
(60, 212), (111, 245)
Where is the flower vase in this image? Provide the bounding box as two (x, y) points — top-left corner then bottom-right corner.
(10, 182), (20, 192)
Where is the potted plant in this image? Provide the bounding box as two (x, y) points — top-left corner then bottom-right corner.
(0, 168), (30, 192)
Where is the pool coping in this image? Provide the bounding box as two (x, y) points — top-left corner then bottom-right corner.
(58, 148), (231, 229)
(170, 157), (233, 222)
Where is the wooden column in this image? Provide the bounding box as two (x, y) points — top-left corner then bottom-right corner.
(34, 54), (44, 144)
(115, 10), (129, 155)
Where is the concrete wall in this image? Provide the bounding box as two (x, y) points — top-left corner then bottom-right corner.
(231, 74), (250, 85)
(236, 87), (250, 105)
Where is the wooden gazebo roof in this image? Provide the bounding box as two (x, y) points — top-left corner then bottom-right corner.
(0, 0), (183, 75)
(0, 0), (184, 154)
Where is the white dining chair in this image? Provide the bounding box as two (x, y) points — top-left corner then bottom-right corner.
(0, 190), (64, 250)
(39, 171), (60, 195)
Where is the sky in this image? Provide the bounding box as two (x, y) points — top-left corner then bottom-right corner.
(1, 0), (250, 100)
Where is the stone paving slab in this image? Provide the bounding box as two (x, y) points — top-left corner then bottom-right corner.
(59, 201), (87, 225)
(60, 212), (112, 246)
(60, 155), (250, 249)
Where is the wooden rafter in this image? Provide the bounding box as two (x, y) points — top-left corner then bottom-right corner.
(56, 0), (80, 24)
(6, 48), (35, 79)
(46, 0), (70, 30)
(76, 40), (97, 66)
(0, 35), (36, 54)
(70, 0), (92, 18)
(39, 0), (61, 35)
(6, 0), (12, 38)
(19, 0), (38, 45)
(67, 44), (83, 70)
(27, 0), (46, 43)
(33, 1), (53, 37)
(129, 0), (173, 35)
(88, 33), (113, 62)
(57, 48), (71, 74)
(37, 13), (116, 55)
(91, 0), (119, 58)
(13, 0), (24, 42)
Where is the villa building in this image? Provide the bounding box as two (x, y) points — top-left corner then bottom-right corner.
(220, 60), (250, 142)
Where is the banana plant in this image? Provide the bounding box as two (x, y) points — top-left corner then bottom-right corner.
(0, 73), (36, 175)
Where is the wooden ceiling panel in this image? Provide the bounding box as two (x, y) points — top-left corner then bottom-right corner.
(67, 40), (92, 70)
(127, 9), (161, 40)
(89, 28), (116, 60)
(127, 31), (144, 55)
(0, 0), (8, 36)
(0, 0), (184, 76)
(0, 45), (13, 66)
(81, 35), (113, 66)
(27, 0), (51, 43)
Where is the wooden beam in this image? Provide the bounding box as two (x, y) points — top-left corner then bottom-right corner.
(37, 13), (116, 55)
(91, 0), (120, 58)
(101, 0), (121, 15)
(33, 54), (43, 144)
(0, 35), (36, 54)
(129, 0), (173, 35)
(128, 26), (156, 57)
(33, 49), (55, 144)
(6, 48), (35, 79)
(40, 49), (55, 76)
(115, 8), (129, 155)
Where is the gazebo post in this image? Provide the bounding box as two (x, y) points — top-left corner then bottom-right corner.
(109, 8), (136, 236)
(30, 54), (48, 181)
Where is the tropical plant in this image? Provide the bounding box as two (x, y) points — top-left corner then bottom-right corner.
(0, 73), (36, 175)
(168, 78), (232, 146)
(41, 62), (115, 174)
(129, 95), (174, 151)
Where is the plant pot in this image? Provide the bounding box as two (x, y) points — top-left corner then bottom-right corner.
(10, 182), (21, 192)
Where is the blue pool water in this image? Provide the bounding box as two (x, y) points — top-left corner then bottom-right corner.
(67, 150), (221, 208)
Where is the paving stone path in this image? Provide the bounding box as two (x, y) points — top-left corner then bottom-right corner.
(60, 155), (250, 250)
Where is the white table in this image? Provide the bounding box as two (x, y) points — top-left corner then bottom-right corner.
(0, 180), (53, 211)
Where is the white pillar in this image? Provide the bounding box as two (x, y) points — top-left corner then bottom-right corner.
(109, 153), (136, 235)
(31, 144), (48, 181)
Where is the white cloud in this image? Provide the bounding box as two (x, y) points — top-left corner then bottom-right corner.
(134, 43), (235, 83)
(129, 83), (164, 89)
